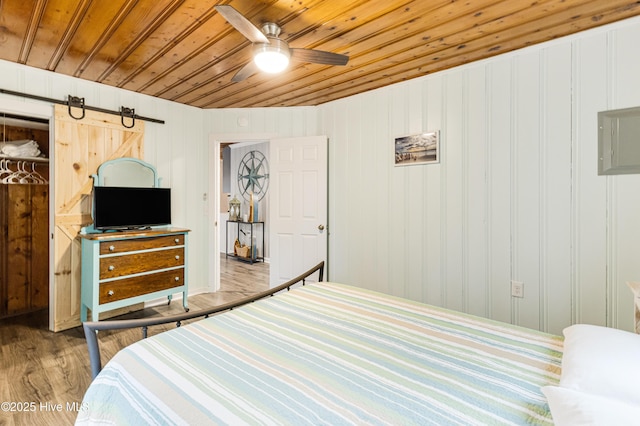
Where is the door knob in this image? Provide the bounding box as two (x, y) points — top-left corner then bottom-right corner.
(318, 224), (325, 231)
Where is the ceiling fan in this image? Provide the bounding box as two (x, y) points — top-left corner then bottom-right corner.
(215, 5), (349, 82)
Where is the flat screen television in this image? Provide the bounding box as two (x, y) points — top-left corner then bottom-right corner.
(92, 186), (171, 230)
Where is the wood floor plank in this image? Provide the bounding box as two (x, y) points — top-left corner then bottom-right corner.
(0, 254), (268, 425)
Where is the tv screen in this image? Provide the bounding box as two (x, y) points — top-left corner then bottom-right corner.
(93, 186), (172, 230)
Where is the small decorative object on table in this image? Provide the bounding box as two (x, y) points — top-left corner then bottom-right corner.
(234, 238), (251, 258)
(229, 195), (241, 221)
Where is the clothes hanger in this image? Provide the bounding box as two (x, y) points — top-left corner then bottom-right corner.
(2, 160), (23, 184)
(19, 161), (36, 184)
(30, 162), (47, 184)
(0, 159), (11, 180)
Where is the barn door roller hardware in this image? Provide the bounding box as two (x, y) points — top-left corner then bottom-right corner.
(0, 88), (165, 126)
(120, 107), (135, 128)
(67, 96), (85, 120)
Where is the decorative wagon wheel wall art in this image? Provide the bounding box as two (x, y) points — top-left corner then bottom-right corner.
(237, 150), (269, 201)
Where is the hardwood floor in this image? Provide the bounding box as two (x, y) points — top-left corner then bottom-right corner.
(0, 255), (268, 425)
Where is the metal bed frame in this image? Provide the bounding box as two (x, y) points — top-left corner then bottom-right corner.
(83, 261), (324, 380)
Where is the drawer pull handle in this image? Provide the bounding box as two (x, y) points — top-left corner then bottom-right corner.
(109, 245), (115, 252)
(175, 255), (180, 260)
(174, 276), (180, 282)
(107, 290), (114, 296)
(174, 238), (180, 244)
(108, 265), (115, 271)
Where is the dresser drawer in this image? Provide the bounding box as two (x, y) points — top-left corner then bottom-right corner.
(99, 247), (184, 279)
(100, 234), (185, 255)
(99, 269), (184, 304)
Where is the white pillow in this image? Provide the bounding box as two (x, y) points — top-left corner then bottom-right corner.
(542, 386), (640, 426)
(560, 324), (640, 405)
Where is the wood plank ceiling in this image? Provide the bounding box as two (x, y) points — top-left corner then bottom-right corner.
(0, 0), (639, 108)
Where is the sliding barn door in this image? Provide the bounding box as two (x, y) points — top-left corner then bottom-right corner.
(52, 105), (144, 331)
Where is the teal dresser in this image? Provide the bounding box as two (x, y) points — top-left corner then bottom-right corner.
(79, 227), (189, 321)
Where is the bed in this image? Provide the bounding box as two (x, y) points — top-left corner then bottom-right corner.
(76, 263), (566, 425)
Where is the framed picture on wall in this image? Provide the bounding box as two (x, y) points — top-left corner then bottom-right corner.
(394, 131), (440, 166)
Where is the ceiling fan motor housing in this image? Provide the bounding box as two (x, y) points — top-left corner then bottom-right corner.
(261, 22), (282, 38)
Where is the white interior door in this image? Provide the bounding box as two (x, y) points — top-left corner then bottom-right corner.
(269, 136), (327, 286)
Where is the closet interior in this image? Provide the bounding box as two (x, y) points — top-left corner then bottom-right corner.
(0, 113), (50, 319)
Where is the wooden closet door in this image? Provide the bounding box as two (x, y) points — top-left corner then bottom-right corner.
(53, 105), (144, 331)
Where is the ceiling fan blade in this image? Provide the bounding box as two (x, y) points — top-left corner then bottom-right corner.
(215, 5), (269, 44)
(290, 48), (349, 66)
(231, 61), (259, 82)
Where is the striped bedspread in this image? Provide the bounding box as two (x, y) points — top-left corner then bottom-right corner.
(76, 282), (562, 425)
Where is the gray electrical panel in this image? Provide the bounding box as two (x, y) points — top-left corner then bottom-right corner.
(599, 106), (640, 175)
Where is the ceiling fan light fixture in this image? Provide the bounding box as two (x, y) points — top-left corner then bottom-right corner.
(253, 39), (290, 74)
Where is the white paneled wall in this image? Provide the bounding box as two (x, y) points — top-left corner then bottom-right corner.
(320, 16), (640, 334)
(204, 107), (318, 137)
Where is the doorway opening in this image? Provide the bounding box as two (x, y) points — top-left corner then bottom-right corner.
(210, 134), (276, 294)
(220, 141), (270, 265)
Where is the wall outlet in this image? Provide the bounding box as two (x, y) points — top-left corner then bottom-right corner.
(511, 281), (524, 298)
